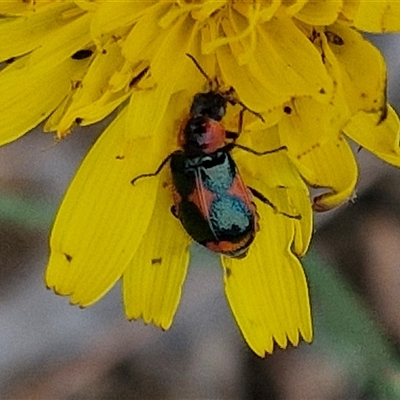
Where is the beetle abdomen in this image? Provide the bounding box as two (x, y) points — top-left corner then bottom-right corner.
(171, 151), (256, 257)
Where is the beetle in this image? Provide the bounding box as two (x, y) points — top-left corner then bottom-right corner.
(131, 54), (300, 258)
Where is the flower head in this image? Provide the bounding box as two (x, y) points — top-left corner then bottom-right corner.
(1, 1), (400, 357)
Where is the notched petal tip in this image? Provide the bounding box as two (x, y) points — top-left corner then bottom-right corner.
(66, 294), (87, 309)
(146, 317), (172, 332)
(46, 282), (72, 298)
(223, 236), (312, 357)
(46, 282), (89, 310)
(255, 330), (312, 358)
(302, 332), (314, 344)
(127, 313), (171, 332)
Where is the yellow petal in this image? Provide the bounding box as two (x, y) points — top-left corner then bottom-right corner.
(122, 2), (174, 65)
(0, 8), (90, 143)
(279, 97), (358, 210)
(279, 98), (333, 154)
(125, 8), (203, 105)
(46, 86), (172, 306)
(223, 207), (312, 357)
(0, 0), (32, 15)
(55, 40), (128, 134)
(123, 169), (191, 330)
(0, 3), (75, 62)
(150, 14), (198, 90)
(192, 0), (228, 21)
(217, 15), (333, 113)
(344, 105), (400, 167)
(90, 1), (155, 43)
(340, 0), (360, 24)
(0, 56), (89, 145)
(216, 43), (279, 113)
(352, 0), (400, 32)
(296, 135), (358, 211)
(26, 12), (92, 69)
(284, 0), (307, 16)
(234, 125), (313, 256)
(290, 0), (343, 26)
(324, 24), (386, 117)
(255, 16), (333, 103)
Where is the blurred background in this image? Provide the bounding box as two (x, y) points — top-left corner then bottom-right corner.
(1, 34), (400, 399)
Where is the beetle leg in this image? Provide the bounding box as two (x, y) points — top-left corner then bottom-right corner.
(131, 152), (176, 185)
(237, 108), (245, 134)
(225, 109), (246, 139)
(225, 87), (265, 124)
(234, 144), (287, 156)
(226, 108), (259, 140)
(225, 130), (239, 140)
(249, 187), (302, 220)
(236, 101), (265, 124)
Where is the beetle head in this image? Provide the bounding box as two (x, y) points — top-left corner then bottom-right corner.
(190, 91), (227, 121)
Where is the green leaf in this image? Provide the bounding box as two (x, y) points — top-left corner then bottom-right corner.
(0, 193), (54, 230)
(305, 253), (400, 397)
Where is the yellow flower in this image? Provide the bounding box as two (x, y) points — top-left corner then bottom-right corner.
(1, 1), (400, 357)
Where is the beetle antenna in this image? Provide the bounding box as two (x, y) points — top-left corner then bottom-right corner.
(186, 54), (214, 88)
